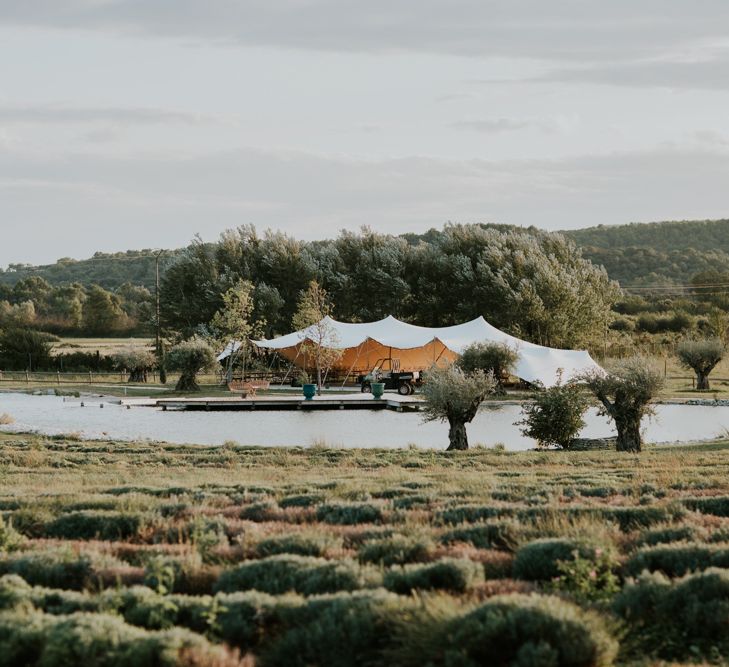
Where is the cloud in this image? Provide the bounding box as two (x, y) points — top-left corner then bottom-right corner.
(538, 56), (729, 91)
(451, 118), (549, 134)
(2, 144), (729, 264)
(3, 1), (729, 64)
(0, 105), (206, 125)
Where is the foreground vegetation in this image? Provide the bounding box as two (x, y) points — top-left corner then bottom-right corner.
(2, 432), (729, 665)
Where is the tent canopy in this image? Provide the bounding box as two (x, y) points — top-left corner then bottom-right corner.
(227, 315), (602, 387)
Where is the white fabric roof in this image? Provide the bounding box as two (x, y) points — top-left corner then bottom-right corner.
(237, 315), (602, 387)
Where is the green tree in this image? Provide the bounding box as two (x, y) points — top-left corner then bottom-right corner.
(456, 342), (518, 393)
(82, 285), (127, 335)
(518, 379), (590, 449)
(0, 328), (55, 371)
(112, 348), (157, 383)
(292, 281), (343, 395)
(210, 279), (265, 383)
(421, 364), (497, 450)
(579, 357), (663, 452)
(676, 338), (725, 391)
(167, 338), (217, 392)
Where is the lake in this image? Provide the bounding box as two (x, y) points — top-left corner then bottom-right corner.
(1, 392), (727, 450)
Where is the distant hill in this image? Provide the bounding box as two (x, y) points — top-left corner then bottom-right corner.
(564, 219), (729, 253)
(2, 219), (729, 290)
(562, 219), (729, 285)
(0, 250), (181, 291)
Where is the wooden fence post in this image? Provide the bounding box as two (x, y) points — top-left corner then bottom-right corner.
(89, 371), (93, 384)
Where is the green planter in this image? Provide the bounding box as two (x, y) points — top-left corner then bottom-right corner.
(302, 383), (317, 400)
(371, 382), (385, 399)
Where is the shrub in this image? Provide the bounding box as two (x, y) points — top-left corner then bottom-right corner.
(684, 495), (729, 517)
(0, 549), (101, 590)
(255, 533), (341, 558)
(602, 505), (678, 531)
(27, 610), (225, 667)
(278, 494), (324, 509)
(357, 534), (433, 566)
(440, 522), (520, 551)
(438, 505), (511, 525)
(635, 524), (705, 547)
(0, 607), (51, 666)
(215, 555), (381, 595)
(239, 501), (279, 522)
(609, 317), (634, 332)
(614, 568), (729, 660)
(10, 507), (55, 538)
(0, 574), (32, 611)
(624, 543), (729, 577)
(316, 503), (383, 525)
(518, 381), (589, 449)
(550, 549), (620, 603)
(384, 558), (484, 594)
(0, 516), (23, 551)
(45, 511), (144, 541)
(215, 590), (293, 649)
(513, 538), (599, 581)
(390, 594), (618, 667)
(0, 328), (54, 371)
(102, 585), (182, 630)
(262, 590), (413, 667)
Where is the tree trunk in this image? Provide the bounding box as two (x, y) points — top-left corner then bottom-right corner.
(128, 368), (147, 383)
(447, 420), (469, 451)
(175, 372), (200, 392)
(317, 364), (323, 396)
(615, 417), (642, 452)
(696, 371), (710, 391)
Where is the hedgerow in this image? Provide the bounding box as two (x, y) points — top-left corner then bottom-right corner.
(214, 555), (381, 595)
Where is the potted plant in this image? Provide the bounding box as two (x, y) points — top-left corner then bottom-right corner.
(371, 381), (385, 399)
(299, 371), (316, 400)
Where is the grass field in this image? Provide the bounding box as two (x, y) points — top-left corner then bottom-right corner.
(51, 337), (154, 356)
(1, 432), (729, 665)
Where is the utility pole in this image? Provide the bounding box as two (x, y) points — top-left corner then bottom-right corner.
(155, 249), (165, 356)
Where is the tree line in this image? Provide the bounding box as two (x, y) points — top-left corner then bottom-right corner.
(0, 277), (152, 336)
(160, 224), (618, 350)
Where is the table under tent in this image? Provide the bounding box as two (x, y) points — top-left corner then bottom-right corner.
(218, 315), (603, 391)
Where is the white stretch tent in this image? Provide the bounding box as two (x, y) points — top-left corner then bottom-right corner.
(224, 315), (602, 387)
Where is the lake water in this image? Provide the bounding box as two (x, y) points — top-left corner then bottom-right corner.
(0, 392), (727, 450)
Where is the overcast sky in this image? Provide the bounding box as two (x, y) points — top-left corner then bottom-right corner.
(2, 1), (729, 266)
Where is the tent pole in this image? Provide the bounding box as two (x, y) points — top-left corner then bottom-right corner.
(279, 346), (302, 387)
(433, 340), (448, 366)
(341, 342), (365, 388)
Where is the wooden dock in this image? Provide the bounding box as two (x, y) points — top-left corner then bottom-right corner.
(121, 393), (424, 413)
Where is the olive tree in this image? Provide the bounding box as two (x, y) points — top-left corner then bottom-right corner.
(167, 338), (217, 392)
(457, 342), (518, 393)
(210, 279), (265, 383)
(421, 364), (497, 451)
(292, 280), (342, 395)
(112, 348), (156, 383)
(579, 357), (663, 453)
(517, 378), (590, 449)
(676, 338), (725, 391)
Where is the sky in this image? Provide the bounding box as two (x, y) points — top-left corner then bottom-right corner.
(2, 1), (729, 266)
